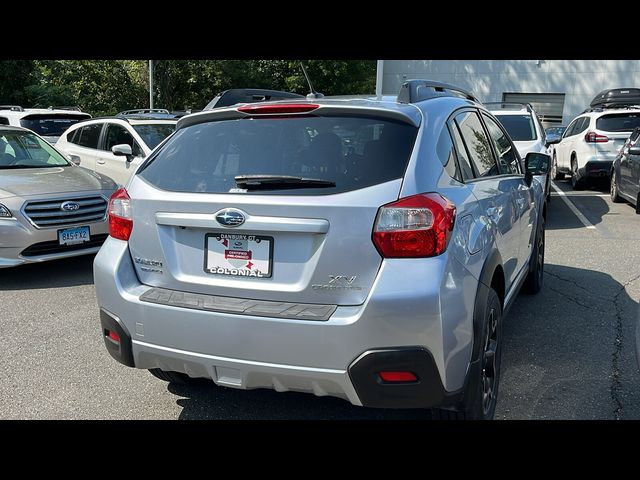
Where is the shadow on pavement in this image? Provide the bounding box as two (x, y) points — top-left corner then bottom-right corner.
(0, 254), (95, 290)
(168, 381), (431, 420)
(547, 180), (610, 230)
(499, 263), (640, 419)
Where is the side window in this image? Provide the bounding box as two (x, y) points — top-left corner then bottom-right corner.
(76, 123), (103, 149)
(455, 111), (498, 178)
(576, 117), (590, 135)
(67, 128), (80, 144)
(436, 126), (461, 181)
(482, 113), (521, 175)
(0, 117), (8, 126)
(563, 119), (579, 138)
(450, 122), (474, 181)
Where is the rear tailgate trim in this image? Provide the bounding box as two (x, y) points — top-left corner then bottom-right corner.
(140, 287), (337, 321)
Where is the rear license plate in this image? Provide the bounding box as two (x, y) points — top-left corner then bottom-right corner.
(205, 233), (273, 278)
(58, 226), (90, 245)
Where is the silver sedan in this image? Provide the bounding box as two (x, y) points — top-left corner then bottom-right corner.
(0, 126), (117, 267)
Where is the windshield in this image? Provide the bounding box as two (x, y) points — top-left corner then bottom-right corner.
(494, 114), (537, 141)
(19, 114), (90, 137)
(132, 124), (176, 150)
(546, 126), (566, 136)
(0, 131), (70, 169)
(138, 114), (418, 195)
(596, 113), (640, 132)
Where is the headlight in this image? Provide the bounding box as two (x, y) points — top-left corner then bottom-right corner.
(0, 204), (12, 218)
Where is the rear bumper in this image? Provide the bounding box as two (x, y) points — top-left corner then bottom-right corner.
(578, 161), (613, 180)
(94, 237), (477, 408)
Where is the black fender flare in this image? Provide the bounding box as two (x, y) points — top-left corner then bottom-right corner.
(473, 248), (503, 362)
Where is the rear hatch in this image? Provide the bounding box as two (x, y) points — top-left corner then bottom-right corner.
(19, 113), (91, 143)
(127, 103), (419, 306)
(594, 112), (640, 157)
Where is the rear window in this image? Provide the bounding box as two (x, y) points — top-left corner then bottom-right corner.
(19, 114), (90, 137)
(493, 114), (537, 141)
(76, 123), (103, 149)
(596, 113), (640, 132)
(139, 115), (418, 195)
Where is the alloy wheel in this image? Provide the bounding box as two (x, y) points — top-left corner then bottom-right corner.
(481, 308), (499, 415)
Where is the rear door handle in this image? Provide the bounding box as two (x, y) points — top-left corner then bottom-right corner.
(96, 159), (106, 165)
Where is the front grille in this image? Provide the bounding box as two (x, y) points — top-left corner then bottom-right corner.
(23, 195), (107, 228)
(21, 234), (108, 257)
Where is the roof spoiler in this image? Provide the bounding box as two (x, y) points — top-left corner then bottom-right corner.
(397, 80), (478, 104)
(204, 89), (305, 110)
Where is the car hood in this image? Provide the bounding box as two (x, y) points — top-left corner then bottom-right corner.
(0, 165), (116, 199)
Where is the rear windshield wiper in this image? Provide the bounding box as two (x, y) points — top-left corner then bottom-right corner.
(235, 175), (336, 190)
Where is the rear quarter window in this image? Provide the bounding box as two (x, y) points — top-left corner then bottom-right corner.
(138, 115), (418, 195)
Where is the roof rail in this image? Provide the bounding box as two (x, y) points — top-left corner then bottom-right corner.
(117, 108), (171, 116)
(581, 104), (640, 114)
(483, 101), (535, 114)
(0, 105), (24, 112)
(397, 80), (478, 104)
(47, 106), (82, 111)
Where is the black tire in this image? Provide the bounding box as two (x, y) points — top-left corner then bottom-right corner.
(523, 216), (545, 294)
(610, 171), (624, 203)
(432, 288), (502, 420)
(551, 154), (565, 180)
(148, 368), (202, 384)
(571, 157), (584, 190)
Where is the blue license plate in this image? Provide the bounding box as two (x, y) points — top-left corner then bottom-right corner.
(58, 226), (90, 245)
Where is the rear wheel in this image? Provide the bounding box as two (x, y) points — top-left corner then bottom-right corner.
(610, 171), (624, 203)
(432, 288), (502, 420)
(523, 216), (545, 294)
(551, 153), (565, 180)
(148, 368), (203, 385)
(571, 158), (584, 190)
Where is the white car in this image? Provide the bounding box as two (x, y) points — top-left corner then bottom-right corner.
(487, 102), (550, 199)
(549, 102), (640, 189)
(56, 114), (176, 186)
(0, 106), (91, 144)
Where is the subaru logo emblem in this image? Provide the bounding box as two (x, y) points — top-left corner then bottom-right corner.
(60, 201), (80, 212)
(215, 208), (246, 227)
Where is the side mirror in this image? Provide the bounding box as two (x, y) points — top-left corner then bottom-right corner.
(628, 146), (640, 156)
(524, 152), (551, 186)
(68, 154), (81, 166)
(545, 137), (562, 147)
(111, 144), (134, 162)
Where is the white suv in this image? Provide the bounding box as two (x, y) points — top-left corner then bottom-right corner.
(0, 106), (91, 144)
(549, 103), (640, 189)
(56, 115), (176, 186)
(487, 102), (550, 199)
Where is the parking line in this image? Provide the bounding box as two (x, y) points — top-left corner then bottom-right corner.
(550, 181), (597, 230)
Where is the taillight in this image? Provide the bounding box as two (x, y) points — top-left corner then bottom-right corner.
(372, 193), (456, 258)
(585, 131), (609, 143)
(108, 188), (133, 241)
(237, 103), (320, 115)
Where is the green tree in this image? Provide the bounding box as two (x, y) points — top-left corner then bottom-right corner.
(0, 61), (37, 106)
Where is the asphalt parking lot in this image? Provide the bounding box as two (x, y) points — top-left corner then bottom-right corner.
(1, 179), (639, 420)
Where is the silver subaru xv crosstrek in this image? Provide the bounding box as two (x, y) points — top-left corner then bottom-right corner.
(94, 80), (550, 419)
(0, 126), (116, 267)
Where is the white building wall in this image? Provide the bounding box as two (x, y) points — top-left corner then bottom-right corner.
(380, 60), (640, 124)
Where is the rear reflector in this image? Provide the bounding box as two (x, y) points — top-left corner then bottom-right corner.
(379, 371), (418, 382)
(105, 329), (120, 345)
(237, 103), (320, 115)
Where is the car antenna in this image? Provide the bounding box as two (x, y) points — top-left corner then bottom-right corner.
(300, 61), (324, 100)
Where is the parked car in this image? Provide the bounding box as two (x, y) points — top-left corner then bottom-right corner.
(55, 114), (177, 186)
(94, 80), (549, 420)
(610, 126), (640, 211)
(0, 106), (91, 144)
(0, 126), (116, 268)
(545, 125), (566, 145)
(548, 88), (640, 189)
(486, 102), (551, 200)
